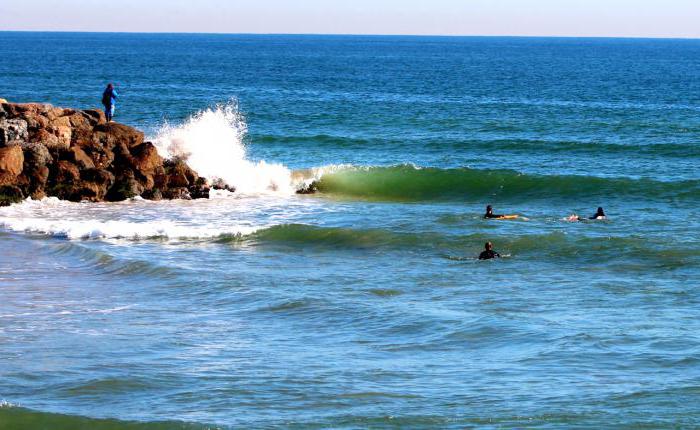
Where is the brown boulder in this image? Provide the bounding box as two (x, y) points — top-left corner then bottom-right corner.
(168, 172), (189, 188)
(55, 160), (80, 183)
(45, 106), (67, 121)
(5, 103), (42, 117)
(75, 168), (115, 202)
(0, 145), (24, 185)
(0, 185), (23, 206)
(19, 142), (52, 196)
(24, 114), (49, 132)
(50, 115), (72, 129)
(66, 146), (95, 170)
(32, 128), (63, 149)
(107, 171), (144, 201)
(81, 168), (115, 187)
(93, 123), (144, 148)
(131, 142), (162, 175)
(162, 187), (191, 200)
(82, 109), (107, 125)
(163, 158), (198, 187)
(68, 112), (91, 130)
(22, 141), (52, 167)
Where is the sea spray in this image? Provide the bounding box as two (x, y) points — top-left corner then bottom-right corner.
(152, 103), (295, 195)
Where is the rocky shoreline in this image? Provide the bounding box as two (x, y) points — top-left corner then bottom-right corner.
(0, 99), (216, 206)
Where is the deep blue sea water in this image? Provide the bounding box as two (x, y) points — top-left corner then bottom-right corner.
(1, 32), (699, 428)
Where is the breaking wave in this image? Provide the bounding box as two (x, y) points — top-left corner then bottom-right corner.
(152, 102), (295, 195)
(304, 164), (700, 202)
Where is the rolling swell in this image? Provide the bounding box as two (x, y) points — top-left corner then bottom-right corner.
(225, 224), (699, 266)
(0, 405), (206, 430)
(309, 165), (700, 202)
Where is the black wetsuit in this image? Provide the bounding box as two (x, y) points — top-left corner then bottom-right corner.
(479, 250), (501, 260)
(588, 208), (606, 220)
(484, 213), (503, 219)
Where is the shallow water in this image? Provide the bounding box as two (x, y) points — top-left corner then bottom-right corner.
(1, 33), (699, 428)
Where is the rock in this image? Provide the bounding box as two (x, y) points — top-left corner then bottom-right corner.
(0, 100), (213, 202)
(22, 142), (53, 166)
(65, 146), (95, 170)
(93, 123), (144, 148)
(131, 142), (162, 175)
(0, 145), (24, 185)
(141, 188), (163, 201)
(18, 142), (52, 196)
(296, 181), (319, 195)
(162, 187), (191, 200)
(33, 128), (63, 150)
(82, 109), (106, 125)
(0, 118), (28, 146)
(81, 168), (115, 188)
(24, 114), (49, 132)
(107, 171), (144, 201)
(54, 160), (80, 183)
(79, 168), (115, 202)
(0, 185), (23, 206)
(49, 116), (74, 148)
(211, 178), (236, 193)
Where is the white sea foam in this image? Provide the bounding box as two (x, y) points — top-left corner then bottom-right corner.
(152, 103), (296, 195)
(0, 197), (261, 240)
(0, 215), (259, 240)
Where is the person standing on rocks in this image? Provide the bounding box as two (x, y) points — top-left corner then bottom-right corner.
(101, 83), (118, 122)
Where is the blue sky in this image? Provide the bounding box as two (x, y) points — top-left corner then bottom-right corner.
(1, 0), (699, 38)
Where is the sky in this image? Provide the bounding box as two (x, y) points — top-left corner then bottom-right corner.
(1, 0), (699, 38)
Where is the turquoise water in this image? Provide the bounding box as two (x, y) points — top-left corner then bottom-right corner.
(1, 33), (699, 428)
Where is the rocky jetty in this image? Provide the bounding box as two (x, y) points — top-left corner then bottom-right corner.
(0, 100), (212, 206)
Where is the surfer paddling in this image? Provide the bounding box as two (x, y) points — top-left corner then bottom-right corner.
(478, 242), (501, 260)
(568, 207), (607, 222)
(484, 205), (519, 220)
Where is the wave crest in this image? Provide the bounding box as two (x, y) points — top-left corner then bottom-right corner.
(303, 164), (700, 202)
(152, 103), (294, 195)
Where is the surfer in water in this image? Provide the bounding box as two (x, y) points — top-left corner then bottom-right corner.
(484, 205), (519, 220)
(568, 207), (607, 222)
(479, 242), (501, 260)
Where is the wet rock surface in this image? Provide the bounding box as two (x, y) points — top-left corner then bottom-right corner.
(0, 100), (217, 203)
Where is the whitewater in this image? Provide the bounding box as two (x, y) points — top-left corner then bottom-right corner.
(0, 104), (323, 240)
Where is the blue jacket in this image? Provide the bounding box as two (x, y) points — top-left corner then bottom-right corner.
(102, 88), (118, 106)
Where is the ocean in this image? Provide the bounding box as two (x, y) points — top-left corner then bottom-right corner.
(1, 32), (699, 428)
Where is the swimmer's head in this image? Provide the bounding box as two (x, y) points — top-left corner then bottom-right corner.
(596, 207), (605, 216)
(486, 205), (492, 214)
(485, 242), (493, 251)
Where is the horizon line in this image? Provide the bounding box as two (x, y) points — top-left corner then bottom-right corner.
(1, 29), (699, 41)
